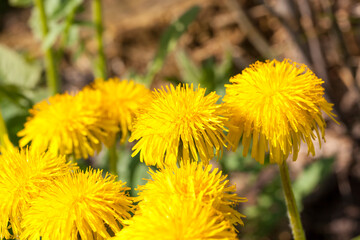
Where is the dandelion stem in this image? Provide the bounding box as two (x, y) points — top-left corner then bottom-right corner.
(109, 144), (118, 177)
(278, 161), (306, 240)
(92, 0), (107, 79)
(34, 0), (60, 95)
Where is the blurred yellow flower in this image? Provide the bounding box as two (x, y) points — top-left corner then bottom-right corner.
(21, 168), (133, 240)
(129, 84), (228, 168)
(113, 197), (237, 240)
(0, 147), (74, 239)
(18, 88), (118, 159)
(224, 59), (336, 164)
(91, 78), (152, 144)
(137, 161), (246, 227)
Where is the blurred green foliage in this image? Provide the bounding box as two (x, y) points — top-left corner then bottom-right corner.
(0, 2), (337, 239)
(176, 50), (233, 96)
(128, 5), (201, 87)
(0, 44), (48, 145)
(29, 0), (85, 51)
(220, 147), (334, 239)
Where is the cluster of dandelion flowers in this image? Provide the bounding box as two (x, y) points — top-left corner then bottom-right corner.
(137, 161), (246, 227)
(130, 84), (228, 168)
(21, 168), (133, 240)
(91, 78), (152, 143)
(0, 147), (74, 239)
(113, 197), (237, 240)
(18, 88), (118, 159)
(224, 59), (336, 164)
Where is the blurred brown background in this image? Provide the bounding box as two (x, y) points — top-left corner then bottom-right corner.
(1, 0), (360, 239)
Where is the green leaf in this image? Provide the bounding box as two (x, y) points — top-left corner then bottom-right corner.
(213, 51), (233, 95)
(6, 113), (29, 146)
(73, 20), (95, 28)
(0, 97), (29, 146)
(44, 0), (62, 16)
(0, 83), (33, 109)
(175, 50), (201, 85)
(214, 51), (233, 81)
(42, 21), (66, 50)
(123, 69), (143, 83)
(175, 50), (233, 95)
(73, 38), (86, 60)
(29, 0), (83, 40)
(200, 57), (216, 91)
(66, 25), (79, 47)
(25, 86), (49, 103)
(51, 0), (82, 21)
(0, 44), (42, 89)
(0, 86), (49, 146)
(8, 0), (32, 7)
(143, 5), (200, 85)
(243, 171), (286, 239)
(29, 0), (60, 39)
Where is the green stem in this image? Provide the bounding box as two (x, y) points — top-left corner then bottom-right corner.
(109, 144), (118, 177)
(0, 110), (9, 148)
(92, 0), (107, 79)
(34, 0), (60, 95)
(278, 161), (306, 240)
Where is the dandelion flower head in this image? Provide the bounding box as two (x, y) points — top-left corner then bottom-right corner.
(21, 168), (133, 240)
(18, 88), (118, 159)
(224, 59), (336, 164)
(137, 162), (246, 227)
(91, 78), (152, 143)
(112, 197), (237, 240)
(0, 147), (74, 239)
(130, 84), (228, 168)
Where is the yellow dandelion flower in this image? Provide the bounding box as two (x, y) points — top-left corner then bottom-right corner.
(224, 59), (337, 164)
(137, 162), (246, 227)
(129, 84), (228, 168)
(0, 147), (74, 239)
(91, 78), (152, 144)
(21, 168), (133, 240)
(113, 197), (237, 240)
(18, 88), (118, 159)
